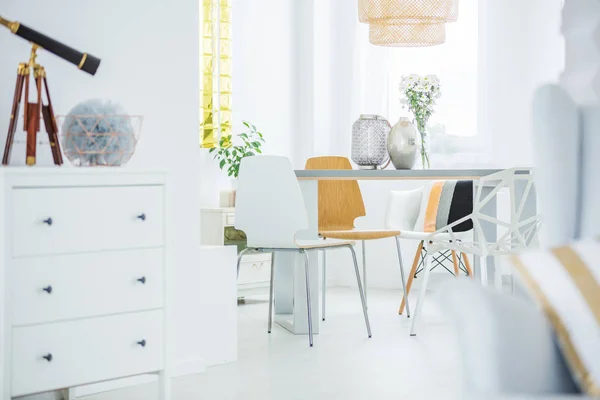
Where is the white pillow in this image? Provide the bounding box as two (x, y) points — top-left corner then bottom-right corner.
(512, 239), (600, 396)
(385, 187), (423, 231)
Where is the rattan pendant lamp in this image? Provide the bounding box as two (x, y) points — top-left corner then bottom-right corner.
(358, 0), (459, 47)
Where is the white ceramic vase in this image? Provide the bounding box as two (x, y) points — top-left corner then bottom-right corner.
(387, 117), (418, 169)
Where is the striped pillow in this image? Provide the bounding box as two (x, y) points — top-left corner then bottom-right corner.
(512, 239), (600, 396)
(414, 180), (473, 233)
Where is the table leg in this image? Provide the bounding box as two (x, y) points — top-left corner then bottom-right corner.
(273, 180), (321, 334)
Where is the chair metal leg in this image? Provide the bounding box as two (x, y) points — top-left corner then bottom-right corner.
(236, 247), (251, 278)
(301, 250), (314, 347)
(410, 249), (431, 336)
(322, 250), (327, 321)
(268, 252), (276, 333)
(347, 245), (372, 338)
(395, 236), (410, 318)
(362, 240), (367, 307)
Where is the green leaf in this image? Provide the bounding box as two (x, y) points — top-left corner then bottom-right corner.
(219, 159), (226, 169)
(240, 133), (249, 139)
(256, 148), (262, 154)
(243, 121), (250, 128)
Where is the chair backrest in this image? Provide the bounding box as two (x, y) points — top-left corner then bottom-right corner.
(385, 188), (423, 231)
(235, 156), (308, 248)
(305, 156), (366, 231)
(426, 170), (540, 256)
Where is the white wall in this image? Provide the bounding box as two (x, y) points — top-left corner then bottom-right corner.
(0, 0), (235, 396)
(481, 0), (565, 167)
(200, 0), (295, 207)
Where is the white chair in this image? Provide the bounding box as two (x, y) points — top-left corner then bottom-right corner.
(234, 155), (372, 347)
(409, 169), (541, 336)
(389, 183), (474, 319)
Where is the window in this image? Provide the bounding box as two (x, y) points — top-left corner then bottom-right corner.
(387, 0), (481, 166)
(200, 0), (233, 148)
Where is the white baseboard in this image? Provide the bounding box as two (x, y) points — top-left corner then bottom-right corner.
(70, 358), (206, 398)
(172, 358), (207, 377)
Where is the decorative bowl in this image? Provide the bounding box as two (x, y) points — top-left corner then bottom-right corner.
(58, 114), (143, 167)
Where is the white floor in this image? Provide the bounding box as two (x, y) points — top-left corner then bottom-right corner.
(83, 286), (463, 400)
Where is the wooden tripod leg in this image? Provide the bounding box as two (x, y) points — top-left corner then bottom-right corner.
(41, 75), (63, 165)
(23, 74), (30, 131)
(399, 241), (423, 315)
(452, 251), (460, 277)
(25, 75), (43, 166)
(461, 252), (474, 278)
(3, 67), (27, 165)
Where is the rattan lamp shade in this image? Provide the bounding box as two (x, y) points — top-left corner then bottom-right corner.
(369, 22), (446, 47)
(358, 0), (459, 23)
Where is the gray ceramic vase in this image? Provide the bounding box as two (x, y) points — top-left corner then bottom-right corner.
(387, 117), (418, 169)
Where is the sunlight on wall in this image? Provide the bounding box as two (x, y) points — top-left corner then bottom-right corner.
(200, 0), (233, 148)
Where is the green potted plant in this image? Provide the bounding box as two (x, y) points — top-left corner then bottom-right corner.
(209, 121), (265, 193)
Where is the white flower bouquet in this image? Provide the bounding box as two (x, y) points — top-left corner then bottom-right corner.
(399, 74), (442, 169)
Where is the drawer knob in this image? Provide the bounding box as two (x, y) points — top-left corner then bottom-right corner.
(43, 217), (53, 226)
(137, 213), (146, 221)
(137, 276), (146, 284)
(137, 340), (147, 347)
(42, 353), (53, 362)
(42, 285), (53, 294)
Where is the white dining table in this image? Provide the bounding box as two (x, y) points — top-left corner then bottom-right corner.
(272, 168), (536, 335)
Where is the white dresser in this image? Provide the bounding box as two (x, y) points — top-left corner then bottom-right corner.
(0, 169), (170, 400)
(200, 208), (271, 297)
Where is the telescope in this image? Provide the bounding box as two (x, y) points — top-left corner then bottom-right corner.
(0, 15), (101, 165)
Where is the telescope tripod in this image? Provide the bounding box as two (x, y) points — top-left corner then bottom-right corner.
(2, 45), (63, 166)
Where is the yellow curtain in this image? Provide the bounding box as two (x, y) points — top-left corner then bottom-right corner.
(200, 0), (232, 148)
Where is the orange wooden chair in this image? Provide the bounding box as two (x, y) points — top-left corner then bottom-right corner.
(305, 156), (411, 320)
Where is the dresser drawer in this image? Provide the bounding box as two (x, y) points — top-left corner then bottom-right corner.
(11, 185), (164, 257)
(11, 310), (164, 397)
(9, 249), (164, 326)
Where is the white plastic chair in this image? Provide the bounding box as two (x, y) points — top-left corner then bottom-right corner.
(388, 186), (474, 319)
(408, 169), (541, 336)
(234, 155), (372, 347)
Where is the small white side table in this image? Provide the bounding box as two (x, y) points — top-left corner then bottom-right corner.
(200, 207), (271, 297)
